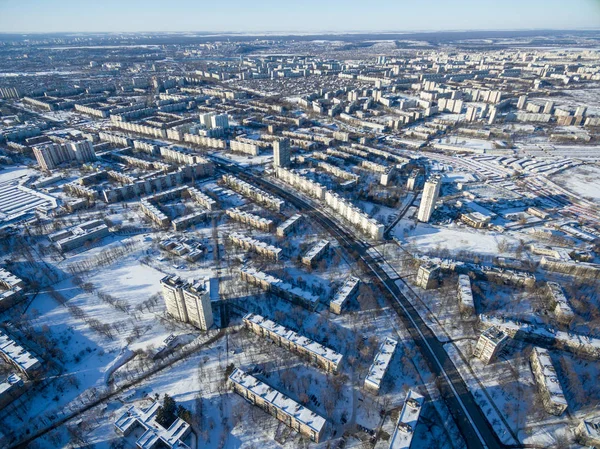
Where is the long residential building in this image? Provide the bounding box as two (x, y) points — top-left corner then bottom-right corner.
(229, 232), (282, 260)
(365, 337), (398, 394)
(226, 208), (274, 232)
(48, 219), (110, 252)
(33, 140), (96, 171)
(457, 274), (475, 315)
(222, 174), (284, 212)
(229, 368), (326, 443)
(0, 331), (42, 379)
(243, 313), (343, 373)
(389, 390), (425, 449)
(276, 214), (302, 237)
(0, 268), (25, 312)
(240, 267), (319, 310)
(530, 347), (568, 416)
(302, 240), (330, 267)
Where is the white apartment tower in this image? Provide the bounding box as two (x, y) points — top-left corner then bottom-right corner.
(33, 140), (96, 171)
(161, 275), (213, 330)
(200, 112), (229, 129)
(273, 137), (291, 167)
(211, 113), (229, 129)
(417, 175), (441, 222)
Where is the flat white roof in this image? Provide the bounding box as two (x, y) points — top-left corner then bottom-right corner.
(531, 347), (567, 407)
(0, 331), (41, 374)
(331, 277), (360, 307)
(365, 337), (398, 390)
(229, 368), (326, 434)
(389, 390), (424, 449)
(244, 313), (342, 366)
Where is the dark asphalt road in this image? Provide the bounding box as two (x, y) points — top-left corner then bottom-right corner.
(218, 161), (507, 449)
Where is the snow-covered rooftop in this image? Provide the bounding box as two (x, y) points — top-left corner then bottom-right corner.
(365, 337), (398, 391)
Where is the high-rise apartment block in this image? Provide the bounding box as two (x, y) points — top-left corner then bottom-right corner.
(417, 175), (441, 222)
(199, 112), (229, 129)
(33, 140), (96, 171)
(473, 326), (509, 364)
(273, 137), (291, 167)
(160, 275), (213, 330)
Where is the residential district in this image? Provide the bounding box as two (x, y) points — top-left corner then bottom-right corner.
(0, 29), (600, 449)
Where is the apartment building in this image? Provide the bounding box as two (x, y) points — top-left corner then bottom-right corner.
(388, 390), (424, 449)
(417, 175), (441, 223)
(114, 401), (191, 449)
(473, 326), (508, 365)
(276, 214), (302, 237)
(273, 137), (291, 167)
(0, 331), (42, 379)
(576, 418), (600, 448)
(415, 263), (440, 290)
(330, 277), (360, 315)
(240, 267), (319, 310)
(226, 208), (274, 232)
(0, 268), (25, 312)
(546, 282), (575, 325)
(457, 274), (475, 315)
(302, 240), (330, 267)
(364, 337), (398, 394)
(243, 313), (343, 373)
(530, 347), (568, 416)
(229, 232), (282, 260)
(222, 174), (284, 212)
(33, 140), (96, 171)
(160, 275), (213, 330)
(229, 368), (326, 443)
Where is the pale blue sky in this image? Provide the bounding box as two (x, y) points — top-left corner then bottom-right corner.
(0, 0), (599, 33)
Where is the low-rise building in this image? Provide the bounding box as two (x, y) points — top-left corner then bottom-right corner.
(243, 313), (342, 373)
(229, 232), (282, 260)
(240, 267), (319, 310)
(48, 219), (110, 251)
(302, 240), (330, 267)
(0, 331), (42, 378)
(229, 368), (326, 443)
(330, 277), (360, 315)
(388, 390), (425, 449)
(473, 326), (508, 365)
(530, 347), (568, 416)
(226, 208), (274, 232)
(457, 274), (475, 315)
(0, 268), (25, 312)
(416, 263), (440, 290)
(114, 401), (191, 449)
(546, 282), (575, 325)
(364, 337), (398, 394)
(276, 214), (302, 237)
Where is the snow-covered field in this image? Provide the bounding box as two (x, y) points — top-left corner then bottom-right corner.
(551, 164), (600, 202)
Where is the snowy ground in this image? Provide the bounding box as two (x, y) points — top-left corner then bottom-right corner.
(551, 164), (600, 203)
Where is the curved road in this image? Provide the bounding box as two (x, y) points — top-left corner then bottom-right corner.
(216, 160), (508, 449)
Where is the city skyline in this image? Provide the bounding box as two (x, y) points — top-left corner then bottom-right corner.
(0, 0), (599, 33)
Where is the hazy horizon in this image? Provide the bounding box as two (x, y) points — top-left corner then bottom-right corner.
(1, 0), (599, 34)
